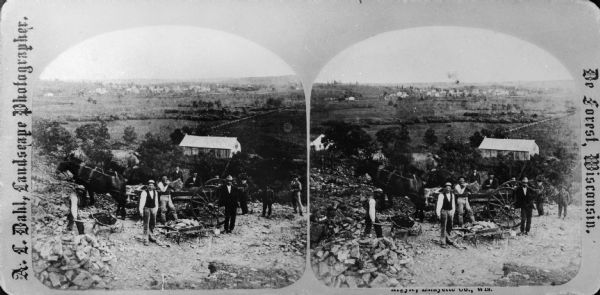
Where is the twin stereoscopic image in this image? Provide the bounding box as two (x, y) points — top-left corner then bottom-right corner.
(30, 26), (580, 290)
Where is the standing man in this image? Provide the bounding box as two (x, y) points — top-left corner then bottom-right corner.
(158, 176), (178, 223)
(515, 177), (536, 235)
(363, 188), (383, 238)
(262, 185), (275, 218)
(482, 174), (499, 190)
(534, 178), (546, 216)
(139, 180), (159, 246)
(185, 172), (202, 188)
(238, 178), (249, 215)
(454, 177), (476, 226)
(290, 176), (304, 216)
(66, 185), (88, 234)
(171, 166), (184, 183)
(218, 175), (239, 233)
(557, 185), (571, 219)
(436, 182), (456, 248)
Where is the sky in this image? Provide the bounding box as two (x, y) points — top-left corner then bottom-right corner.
(40, 26), (295, 81)
(315, 26), (573, 84)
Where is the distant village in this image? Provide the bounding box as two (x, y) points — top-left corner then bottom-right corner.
(316, 83), (567, 103)
(40, 80), (303, 98)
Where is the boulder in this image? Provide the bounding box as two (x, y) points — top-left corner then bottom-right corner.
(369, 273), (389, 288)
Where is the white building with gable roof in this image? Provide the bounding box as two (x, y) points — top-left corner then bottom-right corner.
(478, 138), (539, 160)
(179, 135), (241, 158)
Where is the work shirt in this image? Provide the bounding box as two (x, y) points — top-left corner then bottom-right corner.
(436, 192), (455, 217)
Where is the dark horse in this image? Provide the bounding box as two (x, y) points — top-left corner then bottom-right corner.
(56, 156), (128, 219)
(124, 165), (157, 185)
(355, 159), (426, 221)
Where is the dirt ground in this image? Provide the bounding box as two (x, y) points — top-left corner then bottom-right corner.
(107, 202), (306, 290)
(398, 203), (581, 287)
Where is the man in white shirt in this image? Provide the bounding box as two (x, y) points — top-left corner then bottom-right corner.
(139, 180), (159, 246)
(158, 175), (178, 223)
(436, 182), (456, 247)
(454, 177), (475, 226)
(363, 188), (383, 238)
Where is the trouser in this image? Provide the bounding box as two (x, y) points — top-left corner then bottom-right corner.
(456, 197), (475, 226)
(159, 195), (178, 223)
(67, 194), (85, 234)
(291, 191), (304, 215)
(239, 196), (249, 215)
(364, 214), (382, 238)
(143, 207), (157, 241)
(224, 207), (237, 232)
(558, 202), (567, 218)
(440, 209), (453, 244)
(536, 200), (545, 216)
(520, 207), (533, 233)
(262, 202), (273, 217)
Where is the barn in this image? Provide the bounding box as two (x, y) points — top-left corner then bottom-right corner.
(179, 135), (241, 158)
(478, 138), (539, 160)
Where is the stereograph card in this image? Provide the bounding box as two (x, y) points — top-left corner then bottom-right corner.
(0, 1), (599, 294)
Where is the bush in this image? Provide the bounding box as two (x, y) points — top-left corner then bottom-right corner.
(137, 132), (183, 176)
(33, 120), (77, 157)
(123, 126), (137, 144)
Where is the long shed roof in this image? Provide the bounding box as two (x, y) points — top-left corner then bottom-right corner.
(179, 135), (240, 150)
(478, 138), (538, 152)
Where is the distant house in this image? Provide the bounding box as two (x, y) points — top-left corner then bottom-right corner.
(179, 135), (241, 158)
(345, 96), (356, 101)
(478, 138), (539, 160)
(310, 134), (330, 151)
(43, 92), (54, 97)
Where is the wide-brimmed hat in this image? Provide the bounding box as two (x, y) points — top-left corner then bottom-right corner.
(148, 180), (155, 184)
(226, 175), (234, 181)
(522, 177), (529, 183)
(374, 188), (383, 193)
(444, 182), (452, 187)
(75, 184), (86, 191)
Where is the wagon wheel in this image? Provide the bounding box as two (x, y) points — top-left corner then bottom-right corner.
(198, 185), (220, 204)
(487, 187), (521, 228)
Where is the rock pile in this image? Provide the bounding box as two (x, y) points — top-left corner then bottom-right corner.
(310, 167), (418, 244)
(33, 234), (116, 289)
(311, 237), (411, 288)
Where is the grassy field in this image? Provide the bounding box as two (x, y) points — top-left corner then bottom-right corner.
(310, 82), (579, 157)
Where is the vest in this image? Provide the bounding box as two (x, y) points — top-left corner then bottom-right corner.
(144, 189), (157, 208)
(442, 193), (453, 210)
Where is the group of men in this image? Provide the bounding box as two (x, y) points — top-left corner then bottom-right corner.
(362, 170), (573, 248)
(65, 161), (306, 245)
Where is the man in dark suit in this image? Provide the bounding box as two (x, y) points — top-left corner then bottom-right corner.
(185, 172), (202, 188)
(482, 174), (499, 190)
(218, 175), (239, 234)
(515, 177), (536, 235)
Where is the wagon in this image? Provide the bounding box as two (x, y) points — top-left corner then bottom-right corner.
(468, 180), (521, 228)
(171, 178), (224, 224)
(425, 180), (522, 228)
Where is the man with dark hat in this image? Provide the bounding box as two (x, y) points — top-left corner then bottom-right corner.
(515, 177), (536, 235)
(436, 182), (456, 247)
(139, 180), (159, 245)
(261, 185), (275, 218)
(534, 178), (546, 216)
(238, 178), (250, 215)
(66, 184), (87, 234)
(290, 176), (304, 216)
(218, 175), (240, 233)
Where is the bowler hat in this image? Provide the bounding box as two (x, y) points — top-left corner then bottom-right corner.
(226, 175), (233, 181)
